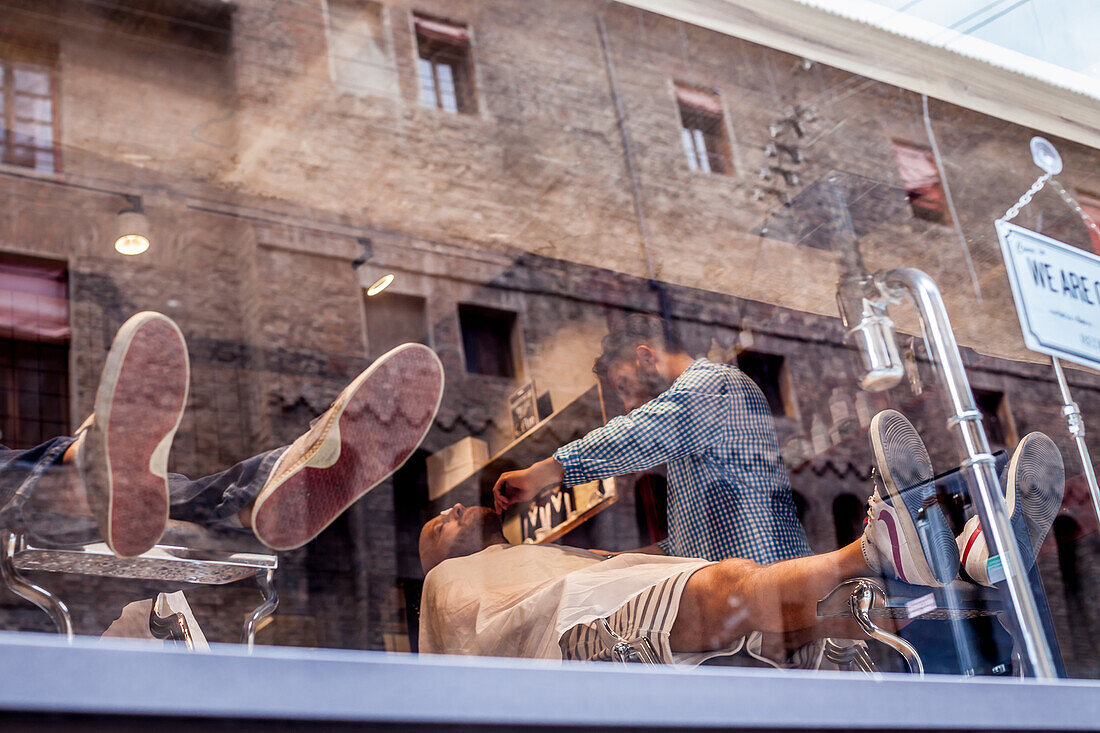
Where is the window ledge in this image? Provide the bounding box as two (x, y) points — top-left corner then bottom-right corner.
(1, 631), (1099, 729)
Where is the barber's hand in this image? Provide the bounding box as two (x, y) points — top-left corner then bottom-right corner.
(492, 457), (564, 513)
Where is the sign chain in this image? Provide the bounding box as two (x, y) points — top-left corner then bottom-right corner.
(997, 173), (1050, 224)
(998, 173), (1100, 245)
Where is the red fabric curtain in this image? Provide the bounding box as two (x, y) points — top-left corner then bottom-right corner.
(674, 84), (723, 116)
(414, 16), (470, 45)
(0, 258), (69, 343)
(892, 142), (941, 191)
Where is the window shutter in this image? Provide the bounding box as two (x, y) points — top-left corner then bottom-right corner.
(0, 258), (69, 343)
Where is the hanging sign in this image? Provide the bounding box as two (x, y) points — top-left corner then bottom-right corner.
(996, 221), (1100, 372)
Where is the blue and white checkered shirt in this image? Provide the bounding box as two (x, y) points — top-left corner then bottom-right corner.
(554, 359), (812, 564)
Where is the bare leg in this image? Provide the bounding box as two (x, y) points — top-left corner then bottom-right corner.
(670, 540), (870, 653)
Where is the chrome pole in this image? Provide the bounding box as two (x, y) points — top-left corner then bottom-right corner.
(876, 268), (1057, 679)
(1051, 357), (1100, 527)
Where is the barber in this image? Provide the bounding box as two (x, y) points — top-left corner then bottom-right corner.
(493, 314), (812, 564)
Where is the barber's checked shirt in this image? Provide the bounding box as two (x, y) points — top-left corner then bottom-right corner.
(554, 359), (812, 564)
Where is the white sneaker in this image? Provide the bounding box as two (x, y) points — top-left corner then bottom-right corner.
(957, 432), (1065, 586)
(77, 312), (189, 557)
(250, 343), (444, 551)
(861, 410), (959, 587)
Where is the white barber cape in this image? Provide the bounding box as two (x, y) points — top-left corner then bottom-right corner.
(418, 543), (713, 661)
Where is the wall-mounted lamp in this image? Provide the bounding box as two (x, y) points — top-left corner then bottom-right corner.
(114, 196), (150, 256)
(353, 237), (395, 296)
(366, 273), (395, 296)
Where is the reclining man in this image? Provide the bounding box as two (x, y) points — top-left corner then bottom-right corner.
(421, 411), (1064, 667)
(0, 311), (444, 556)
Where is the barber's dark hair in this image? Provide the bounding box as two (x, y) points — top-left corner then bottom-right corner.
(593, 314), (686, 381)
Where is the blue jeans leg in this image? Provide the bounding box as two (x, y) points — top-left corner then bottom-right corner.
(0, 438), (286, 541)
(0, 437), (77, 536)
(167, 447), (286, 529)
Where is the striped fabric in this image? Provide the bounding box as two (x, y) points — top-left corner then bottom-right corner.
(554, 359), (812, 564)
(558, 573), (686, 663)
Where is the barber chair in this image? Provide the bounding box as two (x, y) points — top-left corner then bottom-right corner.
(0, 523), (278, 649)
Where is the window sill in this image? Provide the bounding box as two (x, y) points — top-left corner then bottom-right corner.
(0, 630), (1097, 729)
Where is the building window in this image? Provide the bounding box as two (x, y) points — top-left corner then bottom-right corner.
(892, 140), (948, 224)
(973, 388), (1017, 449)
(1077, 191), (1100, 254)
(0, 39), (58, 173)
(736, 350), (795, 418)
(325, 0), (399, 98)
(0, 254), (69, 449)
(363, 291), (428, 358)
(792, 490), (808, 527)
(1053, 515), (1081, 600)
(414, 13), (475, 114)
(458, 304), (517, 378)
(832, 493), (864, 548)
(674, 83), (731, 174)
(634, 473), (668, 546)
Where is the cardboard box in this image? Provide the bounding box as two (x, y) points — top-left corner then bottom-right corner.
(427, 436), (489, 500)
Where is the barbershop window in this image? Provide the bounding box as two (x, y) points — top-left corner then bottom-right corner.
(458, 303), (518, 378)
(674, 82), (731, 174)
(973, 388), (1017, 449)
(0, 39), (58, 173)
(892, 140), (948, 224)
(364, 291), (428, 358)
(325, 0), (399, 98)
(414, 13), (475, 114)
(735, 350), (795, 418)
(0, 255), (69, 449)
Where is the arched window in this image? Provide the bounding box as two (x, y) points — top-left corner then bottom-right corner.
(1053, 515), (1081, 600)
(832, 493), (865, 548)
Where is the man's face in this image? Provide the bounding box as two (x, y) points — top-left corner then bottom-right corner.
(607, 352), (671, 411)
(418, 503), (500, 573)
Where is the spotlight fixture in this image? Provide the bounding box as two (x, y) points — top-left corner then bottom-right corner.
(114, 196), (150, 256)
(366, 273), (395, 296)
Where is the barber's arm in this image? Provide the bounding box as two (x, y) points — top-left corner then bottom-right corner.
(493, 387), (732, 512)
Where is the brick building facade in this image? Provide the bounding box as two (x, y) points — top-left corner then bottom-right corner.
(0, 0), (1098, 676)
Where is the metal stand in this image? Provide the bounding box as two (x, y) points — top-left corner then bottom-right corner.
(0, 532), (277, 648)
(1051, 356), (1100, 528)
(818, 578), (924, 676)
(598, 618), (661, 665)
(823, 638), (879, 676)
(0, 531), (73, 640)
(837, 268), (1058, 678)
(149, 602), (196, 651)
(244, 569), (278, 651)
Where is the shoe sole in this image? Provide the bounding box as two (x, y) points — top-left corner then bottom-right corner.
(251, 343), (444, 550)
(93, 313), (189, 557)
(870, 410), (959, 586)
(1007, 432), (1064, 558)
